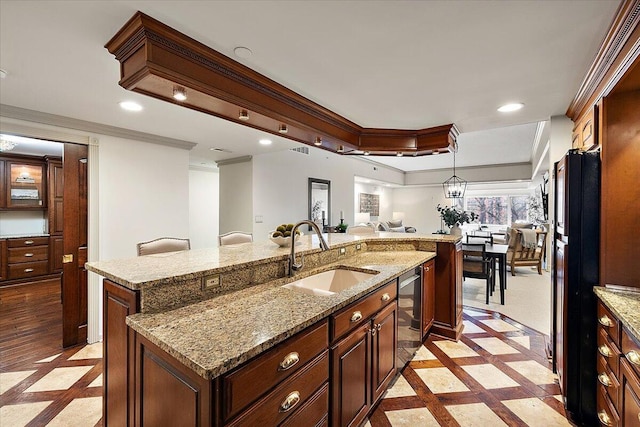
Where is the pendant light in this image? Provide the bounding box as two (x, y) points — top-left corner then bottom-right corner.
(442, 147), (467, 199)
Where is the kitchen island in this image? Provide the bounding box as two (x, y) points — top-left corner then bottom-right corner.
(86, 232), (462, 426)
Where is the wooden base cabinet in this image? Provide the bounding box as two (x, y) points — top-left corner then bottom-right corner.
(330, 295), (397, 427)
(432, 241), (463, 340)
(422, 259), (435, 338)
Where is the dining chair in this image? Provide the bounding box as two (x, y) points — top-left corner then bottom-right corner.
(466, 234), (494, 245)
(462, 243), (494, 304)
(218, 231), (253, 246)
(137, 237), (191, 256)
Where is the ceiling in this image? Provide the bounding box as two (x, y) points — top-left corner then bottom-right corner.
(0, 1), (620, 173)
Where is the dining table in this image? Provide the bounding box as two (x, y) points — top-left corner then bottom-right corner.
(484, 243), (509, 305)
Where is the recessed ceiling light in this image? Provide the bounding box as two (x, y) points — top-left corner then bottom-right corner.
(119, 101), (142, 112)
(173, 86), (187, 101)
(363, 151), (370, 156)
(432, 150), (440, 155)
(239, 109), (249, 120)
(278, 124), (288, 134)
(337, 145), (344, 153)
(234, 46), (252, 59)
(497, 103), (524, 112)
(259, 139), (272, 145)
(396, 152), (403, 157)
(314, 137), (322, 146)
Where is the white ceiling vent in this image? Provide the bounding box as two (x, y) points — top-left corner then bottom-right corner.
(290, 146), (310, 155)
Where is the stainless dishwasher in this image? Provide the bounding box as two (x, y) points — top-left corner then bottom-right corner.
(396, 266), (423, 369)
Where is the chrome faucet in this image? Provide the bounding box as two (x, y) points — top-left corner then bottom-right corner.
(289, 220), (330, 276)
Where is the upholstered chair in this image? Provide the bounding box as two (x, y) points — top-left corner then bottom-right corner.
(218, 231), (253, 246)
(137, 237), (191, 256)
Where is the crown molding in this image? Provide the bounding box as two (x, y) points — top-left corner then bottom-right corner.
(566, 0), (640, 120)
(215, 155), (252, 166)
(0, 104), (196, 150)
(105, 11), (457, 157)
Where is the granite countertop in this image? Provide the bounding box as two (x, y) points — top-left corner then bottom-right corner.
(0, 233), (50, 239)
(86, 232), (459, 290)
(126, 250), (435, 380)
(594, 286), (640, 343)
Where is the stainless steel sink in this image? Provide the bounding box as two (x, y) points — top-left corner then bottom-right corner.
(282, 267), (378, 296)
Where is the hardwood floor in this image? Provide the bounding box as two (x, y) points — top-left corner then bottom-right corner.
(0, 278), (103, 426)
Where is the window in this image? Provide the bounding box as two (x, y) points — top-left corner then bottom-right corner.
(510, 196), (529, 222)
(464, 194), (533, 225)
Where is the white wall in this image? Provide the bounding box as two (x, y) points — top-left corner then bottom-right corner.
(218, 159), (253, 235)
(392, 186), (450, 234)
(189, 168), (219, 249)
(353, 182), (393, 223)
(0, 210), (47, 235)
(251, 147), (403, 240)
(97, 135), (190, 260)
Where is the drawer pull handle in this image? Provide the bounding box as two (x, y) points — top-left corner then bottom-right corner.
(381, 293), (390, 302)
(24, 253), (34, 257)
(371, 327), (376, 336)
(24, 240), (34, 245)
(597, 373), (612, 387)
(598, 344), (612, 358)
(350, 311), (363, 322)
(24, 268), (34, 273)
(278, 352), (300, 371)
(279, 391), (300, 413)
(425, 266), (430, 272)
(597, 410), (612, 426)
(627, 350), (640, 366)
(598, 315), (613, 328)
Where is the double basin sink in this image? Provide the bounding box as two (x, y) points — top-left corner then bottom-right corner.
(282, 267), (379, 296)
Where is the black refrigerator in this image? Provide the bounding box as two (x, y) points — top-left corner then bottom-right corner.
(552, 149), (600, 425)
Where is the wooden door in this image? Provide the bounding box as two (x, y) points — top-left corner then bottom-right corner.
(371, 302), (397, 404)
(331, 323), (370, 427)
(422, 260), (435, 337)
(62, 143), (88, 347)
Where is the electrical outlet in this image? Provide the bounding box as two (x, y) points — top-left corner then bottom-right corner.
(355, 244), (361, 250)
(203, 274), (220, 289)
(255, 215), (263, 223)
(339, 247), (346, 255)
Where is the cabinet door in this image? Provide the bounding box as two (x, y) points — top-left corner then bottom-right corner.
(371, 301), (397, 404)
(422, 260), (435, 337)
(331, 323), (371, 427)
(5, 160), (46, 208)
(0, 239), (6, 281)
(620, 359), (640, 427)
(50, 235), (64, 274)
(47, 159), (63, 234)
(0, 160), (5, 208)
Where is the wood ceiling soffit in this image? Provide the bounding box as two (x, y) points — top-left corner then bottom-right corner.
(105, 11), (457, 156)
(566, 0), (640, 120)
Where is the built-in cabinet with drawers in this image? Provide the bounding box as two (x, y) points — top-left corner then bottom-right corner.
(0, 154), (63, 285)
(596, 299), (640, 427)
(571, 104), (599, 152)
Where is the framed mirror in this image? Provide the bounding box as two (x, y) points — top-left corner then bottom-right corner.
(308, 178), (331, 231)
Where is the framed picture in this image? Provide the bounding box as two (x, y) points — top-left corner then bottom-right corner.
(359, 193), (379, 216)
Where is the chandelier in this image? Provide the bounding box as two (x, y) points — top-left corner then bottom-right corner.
(442, 147), (467, 199)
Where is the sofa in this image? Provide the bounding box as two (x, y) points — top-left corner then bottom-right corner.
(371, 219), (417, 233)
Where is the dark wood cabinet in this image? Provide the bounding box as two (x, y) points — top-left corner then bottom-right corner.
(0, 239), (6, 281)
(5, 237), (49, 281)
(1, 157), (46, 209)
(330, 295), (397, 427)
(571, 106), (598, 151)
(620, 358), (640, 427)
(46, 157), (63, 235)
(422, 259), (435, 338)
(135, 333), (214, 427)
(432, 241), (463, 340)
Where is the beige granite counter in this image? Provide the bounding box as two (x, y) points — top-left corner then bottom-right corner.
(594, 286), (640, 343)
(0, 233), (50, 239)
(86, 232), (459, 290)
(126, 250), (435, 379)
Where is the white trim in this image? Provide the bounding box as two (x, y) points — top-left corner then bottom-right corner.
(87, 138), (101, 343)
(531, 141), (550, 181)
(0, 118), (90, 145)
(530, 121), (546, 161)
(1, 104), (196, 150)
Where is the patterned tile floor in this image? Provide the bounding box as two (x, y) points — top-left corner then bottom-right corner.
(0, 343), (103, 427)
(368, 307), (572, 426)
(0, 307), (570, 426)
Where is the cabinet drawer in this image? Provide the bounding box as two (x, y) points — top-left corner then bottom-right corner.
(8, 245), (48, 263)
(222, 320), (328, 422)
(331, 280), (397, 342)
(598, 382), (620, 427)
(280, 382), (328, 427)
(620, 358), (640, 427)
(7, 236), (49, 248)
(226, 350), (329, 427)
(599, 328), (621, 379)
(598, 352), (620, 410)
(7, 260), (49, 279)
(598, 302), (620, 346)
(622, 329), (640, 379)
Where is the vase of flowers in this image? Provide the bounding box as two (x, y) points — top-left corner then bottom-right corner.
(436, 204), (477, 235)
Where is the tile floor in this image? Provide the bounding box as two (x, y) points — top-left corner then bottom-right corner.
(367, 307), (571, 426)
(0, 308), (569, 427)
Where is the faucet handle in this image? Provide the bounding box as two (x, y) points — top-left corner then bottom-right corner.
(292, 254), (304, 271)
